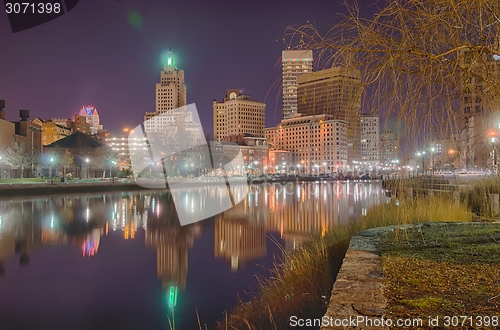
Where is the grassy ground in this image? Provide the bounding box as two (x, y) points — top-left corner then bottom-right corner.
(216, 196), (472, 330)
(0, 178), (45, 183)
(381, 222), (500, 329)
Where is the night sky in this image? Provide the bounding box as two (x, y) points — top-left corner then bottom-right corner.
(0, 0), (376, 135)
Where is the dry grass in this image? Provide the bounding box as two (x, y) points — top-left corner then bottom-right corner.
(381, 223), (500, 329)
(464, 178), (500, 217)
(217, 196), (472, 330)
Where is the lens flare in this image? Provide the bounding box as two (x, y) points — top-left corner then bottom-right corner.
(127, 11), (143, 29)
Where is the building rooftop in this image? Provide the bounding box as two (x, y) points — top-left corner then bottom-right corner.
(79, 105), (99, 117)
(44, 131), (102, 149)
(275, 114), (346, 127)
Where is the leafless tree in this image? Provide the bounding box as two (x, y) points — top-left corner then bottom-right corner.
(91, 147), (117, 178)
(5, 140), (36, 178)
(288, 0), (500, 150)
(49, 147), (74, 178)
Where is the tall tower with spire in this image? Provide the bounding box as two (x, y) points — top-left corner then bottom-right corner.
(144, 49), (192, 132)
(144, 49), (200, 137)
(152, 49), (186, 115)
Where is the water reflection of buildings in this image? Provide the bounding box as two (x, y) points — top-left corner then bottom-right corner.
(145, 194), (202, 309)
(81, 228), (101, 257)
(0, 193), (204, 309)
(215, 181), (384, 266)
(0, 183), (383, 301)
(146, 220), (201, 289)
(0, 204), (42, 275)
(0, 193), (151, 275)
(215, 215), (266, 272)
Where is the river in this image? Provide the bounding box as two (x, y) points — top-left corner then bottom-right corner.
(0, 181), (384, 329)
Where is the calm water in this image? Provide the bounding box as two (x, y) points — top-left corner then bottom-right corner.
(0, 181), (383, 329)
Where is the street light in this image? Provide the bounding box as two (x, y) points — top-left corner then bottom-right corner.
(490, 134), (498, 175)
(110, 160), (117, 178)
(448, 149), (462, 170)
(50, 157), (54, 184)
(416, 151), (426, 176)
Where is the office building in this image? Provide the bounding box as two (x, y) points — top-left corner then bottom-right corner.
(220, 134), (268, 170)
(296, 67), (362, 162)
(459, 50), (500, 167)
(107, 129), (148, 169)
(282, 50), (313, 119)
(359, 115), (379, 166)
(380, 131), (398, 165)
(145, 49), (187, 125)
(32, 118), (72, 146)
(74, 114), (91, 135)
(143, 50), (202, 144)
(213, 89), (265, 141)
(0, 101), (42, 178)
(264, 114), (348, 173)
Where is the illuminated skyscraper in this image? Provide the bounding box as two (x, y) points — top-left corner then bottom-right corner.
(144, 49), (202, 142)
(297, 67), (362, 163)
(145, 49), (188, 131)
(282, 50), (313, 119)
(78, 105), (103, 135)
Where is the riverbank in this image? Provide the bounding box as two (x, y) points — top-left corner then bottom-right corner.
(0, 177), (245, 197)
(216, 196), (472, 329)
(0, 176), (381, 197)
(320, 221), (500, 330)
(382, 222), (500, 329)
(0, 179), (145, 197)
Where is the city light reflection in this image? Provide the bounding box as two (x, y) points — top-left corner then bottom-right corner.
(0, 182), (383, 327)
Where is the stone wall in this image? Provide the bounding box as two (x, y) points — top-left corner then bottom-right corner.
(321, 227), (389, 330)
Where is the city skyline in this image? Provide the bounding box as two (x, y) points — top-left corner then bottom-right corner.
(1, 1), (499, 329)
(0, 1), (377, 135)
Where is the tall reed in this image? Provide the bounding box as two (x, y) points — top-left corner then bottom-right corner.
(217, 195), (472, 329)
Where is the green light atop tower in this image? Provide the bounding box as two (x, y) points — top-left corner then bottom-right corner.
(167, 285), (178, 308)
(166, 48), (174, 66)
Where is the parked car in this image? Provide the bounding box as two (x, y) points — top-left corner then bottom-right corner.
(360, 173), (371, 180)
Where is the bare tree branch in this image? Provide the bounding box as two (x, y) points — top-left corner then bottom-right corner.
(287, 0), (500, 154)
